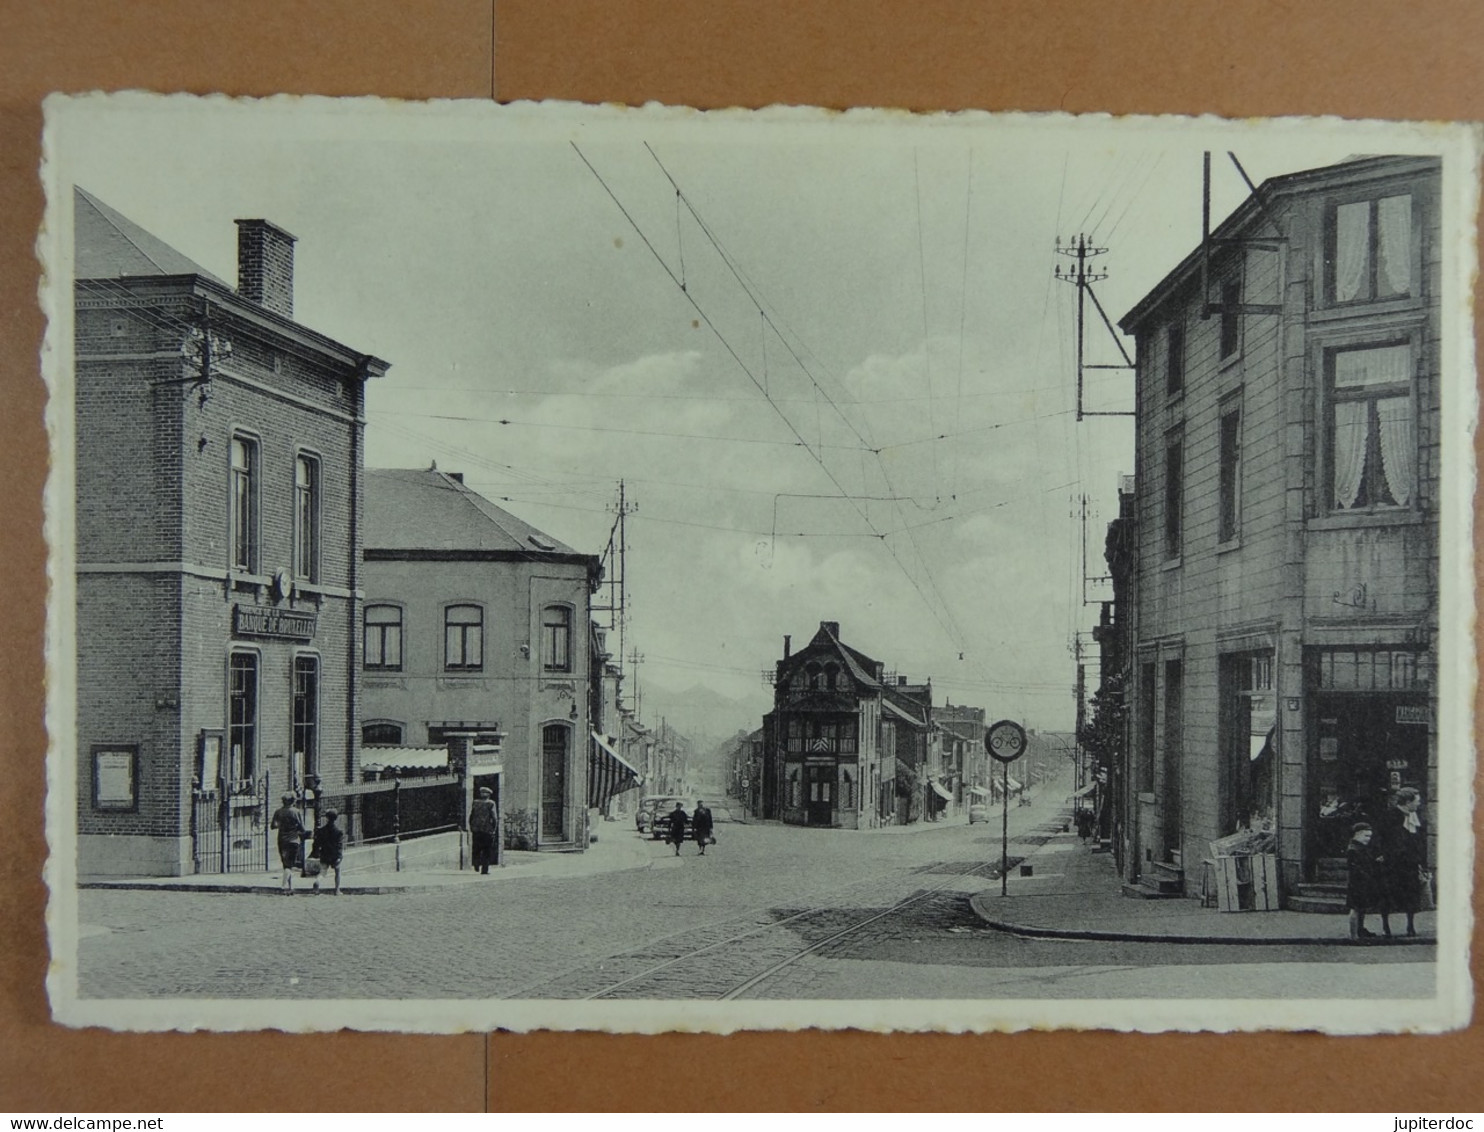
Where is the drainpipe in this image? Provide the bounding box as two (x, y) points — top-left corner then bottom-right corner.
(347, 359), (368, 816)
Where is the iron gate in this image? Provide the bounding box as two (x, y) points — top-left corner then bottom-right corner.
(191, 774), (270, 873)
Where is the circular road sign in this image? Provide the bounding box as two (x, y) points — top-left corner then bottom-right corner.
(985, 719), (1028, 764)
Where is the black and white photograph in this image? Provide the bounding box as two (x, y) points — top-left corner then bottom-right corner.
(40, 94), (1476, 1034)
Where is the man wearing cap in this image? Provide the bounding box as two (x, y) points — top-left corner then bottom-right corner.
(311, 809), (345, 895)
(469, 785), (499, 875)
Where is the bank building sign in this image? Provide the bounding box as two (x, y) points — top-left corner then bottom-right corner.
(233, 604), (317, 641)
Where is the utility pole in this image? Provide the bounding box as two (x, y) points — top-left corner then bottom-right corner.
(594, 481), (637, 704)
(1055, 234), (1134, 419)
(629, 646), (644, 721)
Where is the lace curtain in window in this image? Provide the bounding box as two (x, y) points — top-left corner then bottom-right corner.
(1376, 396), (1415, 506)
(1376, 194), (1412, 298)
(1333, 201), (1370, 302)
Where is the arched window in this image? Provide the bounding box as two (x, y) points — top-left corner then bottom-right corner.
(292, 654), (319, 776)
(806, 662), (823, 689)
(228, 651), (258, 780)
(293, 452), (321, 582)
(362, 721), (404, 746)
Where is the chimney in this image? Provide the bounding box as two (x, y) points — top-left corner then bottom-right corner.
(820, 621), (840, 638)
(783, 635), (791, 659)
(235, 219), (297, 318)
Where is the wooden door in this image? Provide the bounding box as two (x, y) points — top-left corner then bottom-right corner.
(541, 724), (568, 841)
(806, 764), (833, 826)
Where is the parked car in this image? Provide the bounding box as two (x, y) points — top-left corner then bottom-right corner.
(636, 795), (693, 839)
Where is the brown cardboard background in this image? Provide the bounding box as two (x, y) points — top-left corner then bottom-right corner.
(1, 0), (1480, 1112)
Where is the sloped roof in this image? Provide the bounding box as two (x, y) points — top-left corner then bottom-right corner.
(74, 186), (229, 286)
(364, 467), (585, 557)
(802, 622), (882, 688)
(1119, 155), (1440, 333)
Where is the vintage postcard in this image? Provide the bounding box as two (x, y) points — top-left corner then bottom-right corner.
(40, 93), (1477, 1033)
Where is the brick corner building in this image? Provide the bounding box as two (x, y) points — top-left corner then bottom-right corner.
(73, 187), (388, 876)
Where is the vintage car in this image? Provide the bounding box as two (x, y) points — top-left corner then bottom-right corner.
(636, 795), (693, 839)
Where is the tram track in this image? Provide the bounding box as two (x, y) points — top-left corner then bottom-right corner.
(508, 813), (1071, 1001)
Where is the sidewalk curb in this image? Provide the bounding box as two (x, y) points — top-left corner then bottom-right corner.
(79, 851), (661, 896)
(967, 892), (1435, 947)
(81, 880), (466, 895)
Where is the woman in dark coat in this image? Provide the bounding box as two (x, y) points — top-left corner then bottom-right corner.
(1345, 822), (1383, 939)
(1377, 786), (1426, 937)
(691, 800), (714, 855)
(665, 802), (690, 857)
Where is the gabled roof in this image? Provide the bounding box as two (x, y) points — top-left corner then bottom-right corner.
(74, 186), (229, 286)
(799, 622), (882, 688)
(364, 467), (588, 559)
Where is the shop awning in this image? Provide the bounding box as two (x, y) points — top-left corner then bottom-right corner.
(969, 785), (991, 798)
(929, 780), (953, 802)
(1005, 777), (1022, 792)
(361, 746), (448, 771)
(1066, 782), (1097, 800)
(588, 731), (642, 809)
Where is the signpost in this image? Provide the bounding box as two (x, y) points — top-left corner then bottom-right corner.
(985, 719), (1027, 897)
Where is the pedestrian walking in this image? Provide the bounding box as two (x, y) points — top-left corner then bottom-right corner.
(1074, 808), (1095, 843)
(666, 801), (690, 857)
(1345, 821), (1383, 940)
(469, 786), (498, 875)
(311, 808), (345, 895)
(692, 800), (714, 855)
(269, 792), (306, 894)
(1377, 785), (1427, 938)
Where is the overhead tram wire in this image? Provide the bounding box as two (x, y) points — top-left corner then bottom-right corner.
(374, 380), (1087, 406)
(952, 148), (976, 509)
(367, 407), (877, 453)
(578, 142), (972, 655)
(913, 149), (940, 495)
(641, 143), (876, 454)
(642, 143), (978, 659)
(571, 142), (865, 473)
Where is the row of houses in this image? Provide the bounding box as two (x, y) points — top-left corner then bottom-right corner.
(72, 188), (644, 876)
(1092, 155), (1442, 907)
(733, 621), (1002, 828)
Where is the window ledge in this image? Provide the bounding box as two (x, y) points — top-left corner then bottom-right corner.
(1161, 555), (1183, 572)
(1308, 509), (1423, 532)
(1310, 295), (1424, 323)
(1218, 351), (1242, 372)
(1216, 537), (1242, 555)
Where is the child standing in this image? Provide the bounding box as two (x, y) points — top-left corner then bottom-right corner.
(1346, 821), (1383, 940)
(311, 809), (345, 895)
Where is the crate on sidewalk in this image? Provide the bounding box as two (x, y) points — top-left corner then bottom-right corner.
(1212, 852), (1280, 912)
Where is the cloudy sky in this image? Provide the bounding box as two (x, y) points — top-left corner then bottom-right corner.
(47, 97), (1438, 729)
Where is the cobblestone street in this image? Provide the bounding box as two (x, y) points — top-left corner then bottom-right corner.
(76, 797), (1434, 1002)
